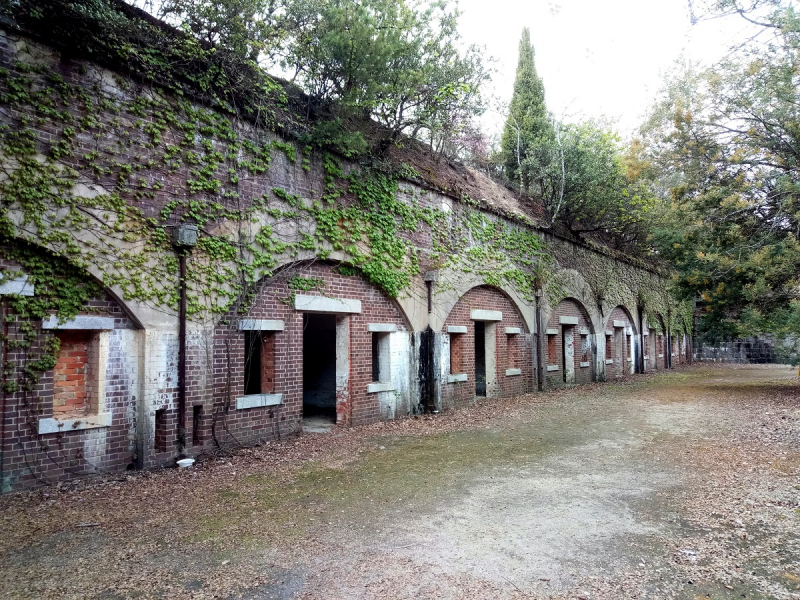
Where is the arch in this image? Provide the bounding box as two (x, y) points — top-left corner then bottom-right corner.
(430, 272), (535, 334)
(642, 311), (667, 371)
(604, 305), (637, 378)
(544, 297), (595, 387)
(440, 285), (535, 410)
(211, 259), (415, 445)
(229, 258), (414, 331)
(439, 284), (531, 335)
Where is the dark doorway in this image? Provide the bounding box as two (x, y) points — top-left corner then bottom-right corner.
(475, 321), (486, 397)
(303, 313), (337, 420)
(562, 333), (568, 383)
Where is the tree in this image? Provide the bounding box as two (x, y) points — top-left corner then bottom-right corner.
(500, 27), (553, 189)
(282, 0), (490, 149)
(527, 120), (657, 249)
(141, 0), (491, 156)
(643, 1), (800, 337)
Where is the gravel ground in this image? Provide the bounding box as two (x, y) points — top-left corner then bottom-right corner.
(0, 364), (798, 599)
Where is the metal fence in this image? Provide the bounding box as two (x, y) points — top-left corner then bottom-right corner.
(693, 335), (800, 365)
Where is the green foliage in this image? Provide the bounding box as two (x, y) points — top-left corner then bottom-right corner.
(284, 0), (490, 149)
(500, 27), (553, 188)
(498, 30), (654, 251)
(643, 1), (800, 337)
(524, 120), (658, 250)
(3, 0), (288, 128)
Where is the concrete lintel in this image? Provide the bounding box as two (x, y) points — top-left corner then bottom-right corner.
(235, 393), (283, 410)
(38, 412), (112, 435)
(447, 373), (468, 383)
(545, 328), (558, 335)
(470, 309), (502, 322)
(613, 320), (626, 328)
(579, 328), (591, 336)
(580, 361), (591, 368)
(294, 294), (361, 314)
(505, 368), (522, 377)
(546, 365), (560, 372)
(605, 330), (614, 336)
(367, 323), (398, 333)
(42, 315), (115, 330)
(0, 274), (34, 297)
(238, 319), (285, 331)
(559, 316), (579, 325)
(504, 327), (522, 335)
(447, 325), (467, 334)
(367, 382), (395, 393)
(605, 359), (614, 365)
(658, 353), (664, 358)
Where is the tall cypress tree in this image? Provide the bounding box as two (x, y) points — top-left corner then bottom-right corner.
(501, 28), (552, 190)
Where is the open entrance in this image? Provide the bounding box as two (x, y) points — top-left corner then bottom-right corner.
(302, 313), (337, 421)
(475, 321), (486, 396)
(562, 326), (576, 384)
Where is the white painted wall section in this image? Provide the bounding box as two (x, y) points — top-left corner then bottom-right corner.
(295, 294), (361, 314)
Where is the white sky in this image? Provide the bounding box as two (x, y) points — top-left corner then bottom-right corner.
(457, 0), (758, 138)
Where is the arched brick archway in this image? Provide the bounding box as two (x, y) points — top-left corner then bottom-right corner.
(604, 305), (637, 378)
(643, 313), (668, 371)
(212, 262), (413, 447)
(545, 298), (594, 387)
(440, 285), (533, 410)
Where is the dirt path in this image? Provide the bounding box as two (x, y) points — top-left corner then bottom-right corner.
(1, 365), (798, 599)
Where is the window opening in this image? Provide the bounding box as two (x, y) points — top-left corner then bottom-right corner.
(243, 330), (276, 395)
(475, 322), (486, 396)
(547, 333), (557, 364)
(371, 332), (391, 383)
(244, 330), (262, 395)
(506, 334), (517, 370)
(450, 332), (464, 374)
(53, 330), (97, 419)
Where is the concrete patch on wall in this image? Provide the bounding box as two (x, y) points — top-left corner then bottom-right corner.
(295, 294), (361, 314)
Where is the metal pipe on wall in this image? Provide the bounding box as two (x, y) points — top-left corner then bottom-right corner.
(172, 224), (197, 455)
(177, 252), (187, 452)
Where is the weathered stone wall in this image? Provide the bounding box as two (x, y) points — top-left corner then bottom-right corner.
(0, 27), (692, 490)
(694, 336), (799, 365)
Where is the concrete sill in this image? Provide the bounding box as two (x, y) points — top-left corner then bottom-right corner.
(39, 412), (112, 435)
(505, 368), (521, 377)
(367, 382), (395, 393)
(626, 358), (633, 362)
(546, 365), (560, 372)
(658, 354), (664, 358)
(236, 393), (283, 410)
(447, 373), (468, 383)
(580, 361), (591, 368)
(605, 359), (614, 365)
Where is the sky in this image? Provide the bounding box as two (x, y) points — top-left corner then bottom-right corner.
(456, 0), (758, 138)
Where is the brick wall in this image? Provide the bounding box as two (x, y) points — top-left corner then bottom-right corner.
(441, 286), (533, 410)
(209, 262), (411, 448)
(545, 299), (595, 388)
(605, 306), (634, 379)
(52, 331), (92, 417)
(0, 260), (139, 490)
